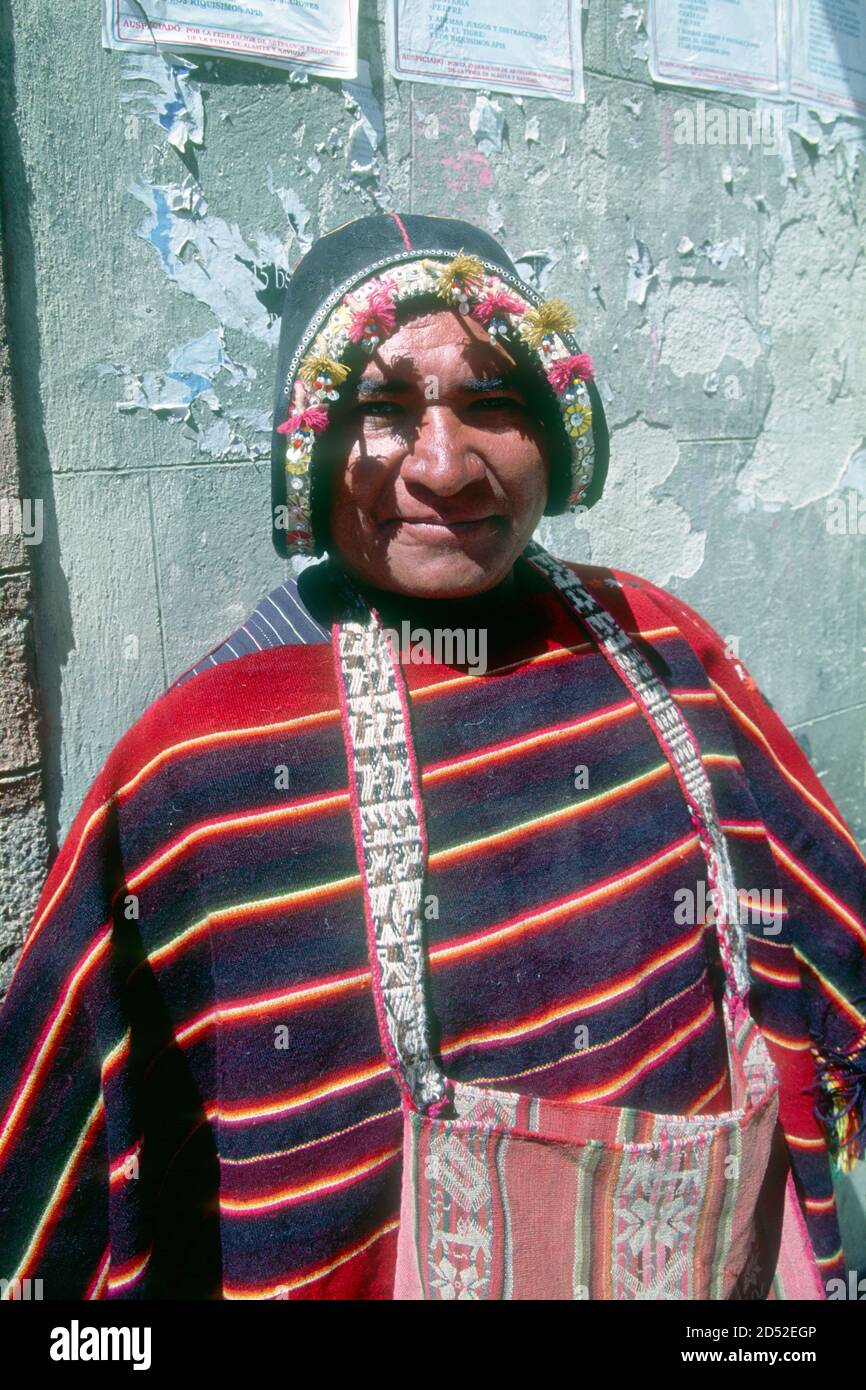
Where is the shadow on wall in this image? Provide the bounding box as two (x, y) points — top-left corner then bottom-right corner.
(0, 6), (73, 858)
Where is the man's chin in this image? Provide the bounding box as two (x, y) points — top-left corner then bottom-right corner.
(377, 543), (516, 599)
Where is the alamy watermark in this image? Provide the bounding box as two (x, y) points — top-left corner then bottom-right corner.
(49, 1320), (151, 1370)
(826, 491), (866, 535)
(0, 497), (42, 545)
(673, 100), (784, 152)
(382, 622), (487, 676)
(674, 881), (783, 935)
(0, 1276), (43, 1299)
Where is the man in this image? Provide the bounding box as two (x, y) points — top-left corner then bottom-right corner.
(0, 212), (863, 1300)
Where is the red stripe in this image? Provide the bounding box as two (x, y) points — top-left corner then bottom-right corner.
(388, 212), (413, 251)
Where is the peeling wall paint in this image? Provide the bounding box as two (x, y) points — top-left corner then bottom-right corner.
(575, 417), (706, 586)
(659, 281), (762, 377)
(129, 179), (291, 342)
(120, 53), (204, 151)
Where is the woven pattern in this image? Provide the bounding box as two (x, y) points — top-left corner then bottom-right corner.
(336, 615), (448, 1114)
(334, 544), (824, 1300)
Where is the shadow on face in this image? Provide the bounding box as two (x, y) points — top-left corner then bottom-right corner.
(318, 307), (553, 599)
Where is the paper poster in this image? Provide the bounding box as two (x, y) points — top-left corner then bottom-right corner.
(385, 0), (585, 103)
(102, 0), (359, 78)
(648, 0), (787, 99)
(790, 0), (866, 117)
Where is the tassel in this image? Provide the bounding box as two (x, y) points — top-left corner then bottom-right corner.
(471, 288), (525, 326)
(521, 298), (577, 348)
(436, 252), (484, 310)
(546, 353), (595, 393)
(297, 353), (351, 388)
(811, 1025), (866, 1171)
(276, 406), (330, 436)
(348, 279), (398, 347)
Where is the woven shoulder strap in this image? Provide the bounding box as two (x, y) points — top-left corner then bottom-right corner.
(332, 546), (750, 1113)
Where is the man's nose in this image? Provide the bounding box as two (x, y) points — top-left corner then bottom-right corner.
(399, 407), (487, 496)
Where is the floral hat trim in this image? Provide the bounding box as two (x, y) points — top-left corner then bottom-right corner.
(276, 250), (596, 555)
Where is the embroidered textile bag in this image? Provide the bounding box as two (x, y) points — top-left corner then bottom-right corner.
(332, 545), (826, 1300)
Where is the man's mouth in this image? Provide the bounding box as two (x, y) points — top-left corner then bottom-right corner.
(379, 514), (502, 543)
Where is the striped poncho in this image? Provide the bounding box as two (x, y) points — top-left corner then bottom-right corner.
(0, 557), (864, 1299)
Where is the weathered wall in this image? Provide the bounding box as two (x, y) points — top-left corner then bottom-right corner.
(0, 197), (49, 996)
(1, 0), (865, 1255)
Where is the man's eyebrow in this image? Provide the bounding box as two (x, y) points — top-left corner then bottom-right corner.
(462, 372), (528, 393)
(353, 377), (413, 397)
(350, 370), (529, 397)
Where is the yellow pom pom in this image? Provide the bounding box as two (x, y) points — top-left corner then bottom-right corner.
(436, 251), (485, 301)
(521, 298), (577, 348)
(297, 353), (351, 386)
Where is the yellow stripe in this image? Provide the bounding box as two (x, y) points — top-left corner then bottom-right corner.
(24, 707), (340, 959)
(129, 791), (349, 893)
(175, 837), (702, 1050)
(769, 836), (866, 949)
(4, 1097), (104, 1289)
(437, 927), (705, 1055)
(221, 1145), (401, 1215)
(434, 835), (699, 966)
(805, 1194), (836, 1212)
(219, 1106), (401, 1169)
(431, 761), (673, 867)
(792, 947), (866, 1029)
(223, 1218), (399, 1299)
(147, 758), (704, 976)
(441, 980), (710, 1108)
(147, 873), (360, 970)
(107, 1249), (152, 1293)
(563, 1002), (715, 1105)
(210, 1059), (389, 1126)
(760, 1026), (812, 1051)
(0, 933), (111, 1164)
(784, 1132), (826, 1149)
(816, 1247), (844, 1266)
(749, 960), (800, 987)
(710, 678), (866, 865)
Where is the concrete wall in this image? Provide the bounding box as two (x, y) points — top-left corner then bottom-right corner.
(0, 198), (49, 996)
(1, 0), (864, 1255)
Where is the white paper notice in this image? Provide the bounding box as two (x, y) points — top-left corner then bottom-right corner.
(648, 0), (786, 99)
(790, 0), (866, 117)
(102, 0), (359, 78)
(385, 0), (585, 103)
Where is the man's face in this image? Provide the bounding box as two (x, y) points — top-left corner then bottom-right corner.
(326, 309), (550, 598)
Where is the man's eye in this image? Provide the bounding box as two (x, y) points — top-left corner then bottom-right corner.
(356, 400), (403, 418)
(470, 396), (526, 412)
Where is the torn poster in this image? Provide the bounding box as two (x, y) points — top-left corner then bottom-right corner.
(120, 53), (204, 152)
(648, 0), (786, 100)
(102, 0), (359, 78)
(385, 0), (585, 103)
(790, 0), (866, 118)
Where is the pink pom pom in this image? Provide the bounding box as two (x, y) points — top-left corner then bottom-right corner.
(472, 289), (525, 326)
(546, 353), (595, 393)
(348, 277), (398, 343)
(276, 406), (330, 435)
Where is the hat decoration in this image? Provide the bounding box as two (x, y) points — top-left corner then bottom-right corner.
(276, 252), (596, 554)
